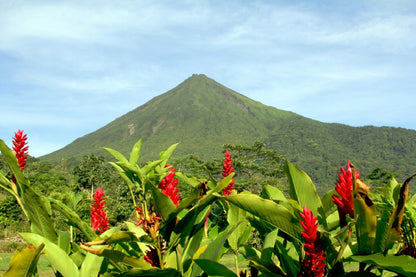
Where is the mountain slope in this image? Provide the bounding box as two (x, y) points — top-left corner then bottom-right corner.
(41, 74), (416, 191)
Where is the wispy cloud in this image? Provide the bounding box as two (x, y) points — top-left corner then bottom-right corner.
(1, 0), (416, 156)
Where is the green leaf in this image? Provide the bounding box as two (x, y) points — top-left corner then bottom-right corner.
(227, 203), (251, 250)
(160, 143), (179, 166)
(20, 232), (80, 277)
(193, 259), (238, 277)
(103, 147), (129, 164)
(49, 197), (96, 241)
(3, 243), (44, 277)
(225, 194), (303, 242)
(129, 139), (142, 165)
(125, 268), (181, 276)
(349, 254), (416, 276)
(262, 185), (287, 202)
(284, 161), (324, 226)
(146, 182), (176, 220)
(80, 245), (152, 269)
(79, 251), (104, 277)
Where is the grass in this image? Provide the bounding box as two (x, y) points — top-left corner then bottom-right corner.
(0, 252), (55, 276)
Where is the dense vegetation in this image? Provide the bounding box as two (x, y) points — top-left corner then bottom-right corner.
(2, 135), (416, 276)
(40, 74), (416, 194)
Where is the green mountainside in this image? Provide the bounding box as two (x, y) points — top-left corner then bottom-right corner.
(41, 74), (416, 191)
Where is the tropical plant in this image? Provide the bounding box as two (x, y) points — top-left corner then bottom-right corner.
(1, 131), (416, 276)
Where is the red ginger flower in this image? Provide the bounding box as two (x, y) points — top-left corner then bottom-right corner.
(299, 206), (326, 277)
(12, 129), (29, 171)
(332, 160), (359, 227)
(91, 188), (109, 234)
(222, 150), (235, 196)
(159, 165), (180, 207)
(144, 240), (166, 268)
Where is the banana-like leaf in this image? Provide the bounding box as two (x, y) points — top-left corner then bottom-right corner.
(0, 140), (58, 243)
(146, 182), (176, 221)
(79, 251), (105, 277)
(129, 139), (142, 165)
(20, 232), (80, 277)
(3, 243), (44, 277)
(227, 203), (251, 250)
(193, 259), (237, 277)
(383, 174), (416, 253)
(125, 268), (181, 276)
(349, 254), (416, 276)
(103, 147), (129, 164)
(80, 244), (152, 269)
(159, 143), (179, 167)
(225, 194), (303, 242)
(49, 197), (96, 242)
(351, 164), (377, 254)
(284, 161), (326, 228)
(261, 184), (286, 202)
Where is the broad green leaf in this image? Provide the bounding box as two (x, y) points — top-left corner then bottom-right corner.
(125, 268), (181, 276)
(285, 161), (325, 226)
(349, 254), (416, 276)
(262, 185), (287, 202)
(79, 251), (104, 277)
(58, 230), (71, 254)
(182, 227), (205, 262)
(49, 197), (96, 241)
(101, 231), (141, 244)
(227, 203), (251, 250)
(193, 259), (237, 277)
(146, 182), (176, 220)
(0, 140), (27, 191)
(125, 222), (148, 239)
(3, 243), (44, 277)
(102, 147), (129, 164)
(321, 188), (337, 216)
(175, 172), (201, 187)
(20, 183), (58, 243)
(160, 143), (179, 166)
(129, 139), (142, 165)
(225, 194), (303, 242)
(80, 245), (152, 269)
(0, 141), (58, 242)
(142, 160), (163, 176)
(20, 232), (79, 277)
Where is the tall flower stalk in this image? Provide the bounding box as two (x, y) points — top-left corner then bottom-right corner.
(12, 129), (29, 171)
(159, 165), (180, 207)
(222, 150), (235, 196)
(332, 160), (359, 227)
(91, 188), (109, 234)
(299, 206), (326, 277)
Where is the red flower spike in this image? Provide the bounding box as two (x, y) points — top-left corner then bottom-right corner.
(12, 129), (29, 171)
(159, 165), (180, 207)
(332, 160), (359, 227)
(91, 188), (109, 234)
(222, 150), (235, 196)
(298, 206), (326, 277)
(144, 240), (166, 268)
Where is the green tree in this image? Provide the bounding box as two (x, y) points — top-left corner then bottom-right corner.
(223, 141), (286, 194)
(72, 154), (112, 194)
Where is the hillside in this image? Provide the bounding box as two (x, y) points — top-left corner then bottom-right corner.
(41, 74), (416, 191)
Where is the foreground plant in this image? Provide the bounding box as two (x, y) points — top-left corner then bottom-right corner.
(12, 129), (29, 171)
(91, 188), (110, 234)
(299, 206), (326, 277)
(332, 160), (358, 227)
(222, 150), (235, 196)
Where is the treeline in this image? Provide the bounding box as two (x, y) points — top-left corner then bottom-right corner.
(0, 141), (403, 237)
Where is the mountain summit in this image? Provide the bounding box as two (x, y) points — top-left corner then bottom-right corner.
(42, 73), (298, 161)
(42, 74), (416, 190)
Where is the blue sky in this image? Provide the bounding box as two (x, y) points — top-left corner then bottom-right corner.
(1, 0), (416, 157)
